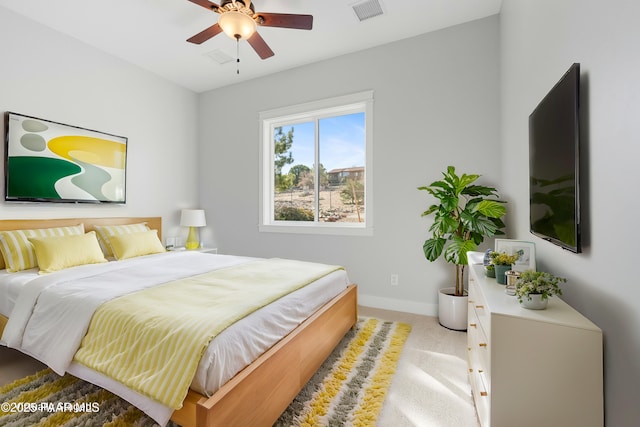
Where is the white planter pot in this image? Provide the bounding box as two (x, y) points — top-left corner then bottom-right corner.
(438, 287), (468, 331)
(520, 293), (548, 310)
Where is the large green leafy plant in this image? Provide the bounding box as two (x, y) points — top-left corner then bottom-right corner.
(419, 166), (507, 296)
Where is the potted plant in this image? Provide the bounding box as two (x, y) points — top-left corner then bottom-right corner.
(490, 251), (520, 284)
(484, 264), (496, 278)
(515, 270), (567, 310)
(419, 166), (507, 330)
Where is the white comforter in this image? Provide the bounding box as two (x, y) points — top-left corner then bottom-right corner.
(2, 252), (252, 373)
(0, 251), (349, 425)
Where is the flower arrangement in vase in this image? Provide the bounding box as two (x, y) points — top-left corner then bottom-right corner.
(515, 270), (567, 310)
(489, 251), (519, 284)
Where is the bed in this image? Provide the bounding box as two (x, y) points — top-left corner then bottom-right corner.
(0, 217), (358, 427)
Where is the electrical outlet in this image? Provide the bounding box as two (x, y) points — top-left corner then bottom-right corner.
(390, 274), (399, 286)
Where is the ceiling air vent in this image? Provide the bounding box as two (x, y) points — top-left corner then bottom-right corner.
(204, 49), (234, 65)
(352, 0), (384, 22)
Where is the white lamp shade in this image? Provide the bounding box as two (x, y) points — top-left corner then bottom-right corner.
(218, 10), (257, 40)
(180, 209), (207, 227)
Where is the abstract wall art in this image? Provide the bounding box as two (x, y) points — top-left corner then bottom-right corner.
(4, 112), (127, 204)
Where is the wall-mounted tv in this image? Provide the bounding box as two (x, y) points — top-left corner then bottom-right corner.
(529, 63), (581, 253)
(4, 112), (127, 204)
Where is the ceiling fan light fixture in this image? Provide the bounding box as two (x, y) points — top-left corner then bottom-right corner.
(219, 10), (257, 40)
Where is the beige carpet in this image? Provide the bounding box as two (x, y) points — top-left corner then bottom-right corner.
(0, 307), (478, 427)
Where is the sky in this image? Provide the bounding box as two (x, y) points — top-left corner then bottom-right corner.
(280, 112), (365, 174)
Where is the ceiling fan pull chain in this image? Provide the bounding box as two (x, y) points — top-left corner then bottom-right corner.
(236, 36), (240, 74)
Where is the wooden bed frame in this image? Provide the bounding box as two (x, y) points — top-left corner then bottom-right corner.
(0, 217), (358, 427)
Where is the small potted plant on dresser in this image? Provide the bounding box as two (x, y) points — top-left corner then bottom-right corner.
(484, 264), (496, 278)
(419, 166), (507, 330)
(490, 251), (520, 285)
(515, 270), (567, 310)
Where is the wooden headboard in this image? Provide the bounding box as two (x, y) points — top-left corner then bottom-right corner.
(0, 217), (162, 337)
(0, 217), (162, 240)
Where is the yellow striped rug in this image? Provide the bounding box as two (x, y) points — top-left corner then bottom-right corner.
(0, 317), (411, 427)
(274, 317), (412, 427)
(0, 368), (175, 427)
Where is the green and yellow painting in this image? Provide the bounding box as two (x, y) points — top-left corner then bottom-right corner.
(5, 113), (127, 203)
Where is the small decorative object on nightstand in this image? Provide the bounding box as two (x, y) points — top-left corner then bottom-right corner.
(180, 209), (206, 250)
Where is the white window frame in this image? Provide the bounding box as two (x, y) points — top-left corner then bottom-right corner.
(259, 91), (374, 236)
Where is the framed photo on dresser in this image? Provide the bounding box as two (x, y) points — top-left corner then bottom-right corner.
(494, 239), (536, 272)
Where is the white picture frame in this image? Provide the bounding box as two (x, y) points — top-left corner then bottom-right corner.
(494, 239), (536, 272)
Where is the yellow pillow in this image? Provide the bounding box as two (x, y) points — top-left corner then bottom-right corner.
(0, 224), (85, 272)
(109, 230), (166, 260)
(94, 223), (149, 257)
(28, 231), (107, 274)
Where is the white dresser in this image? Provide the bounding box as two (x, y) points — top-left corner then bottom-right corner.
(467, 255), (603, 427)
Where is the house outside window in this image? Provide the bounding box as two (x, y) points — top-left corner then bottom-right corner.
(259, 91), (373, 236)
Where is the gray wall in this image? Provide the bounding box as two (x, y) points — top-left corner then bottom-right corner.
(500, 1), (640, 425)
(198, 16), (501, 314)
(0, 6), (199, 236)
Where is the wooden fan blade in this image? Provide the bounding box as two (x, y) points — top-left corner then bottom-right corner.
(186, 0), (220, 11)
(256, 13), (313, 30)
(247, 32), (275, 59)
(187, 23), (223, 44)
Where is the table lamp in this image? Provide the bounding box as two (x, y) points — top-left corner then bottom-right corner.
(180, 209), (206, 250)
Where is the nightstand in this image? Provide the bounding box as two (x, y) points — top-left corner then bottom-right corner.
(168, 247), (218, 254)
(195, 247), (217, 254)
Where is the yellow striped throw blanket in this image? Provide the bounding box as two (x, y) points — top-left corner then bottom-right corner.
(73, 258), (343, 409)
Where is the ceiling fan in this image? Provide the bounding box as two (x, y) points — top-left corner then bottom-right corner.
(186, 0), (313, 59)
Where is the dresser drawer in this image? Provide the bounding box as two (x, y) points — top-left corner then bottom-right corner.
(474, 369), (490, 427)
(467, 296), (491, 384)
(467, 305), (489, 339)
(468, 320), (490, 377)
(469, 279), (491, 341)
(468, 299), (480, 333)
(468, 353), (490, 420)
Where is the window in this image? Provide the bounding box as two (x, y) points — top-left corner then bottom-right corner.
(260, 91), (373, 235)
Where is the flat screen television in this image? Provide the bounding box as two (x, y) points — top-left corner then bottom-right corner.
(4, 112), (127, 204)
(529, 63), (581, 253)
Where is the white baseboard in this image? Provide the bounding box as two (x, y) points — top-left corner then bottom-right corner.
(358, 293), (438, 317)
